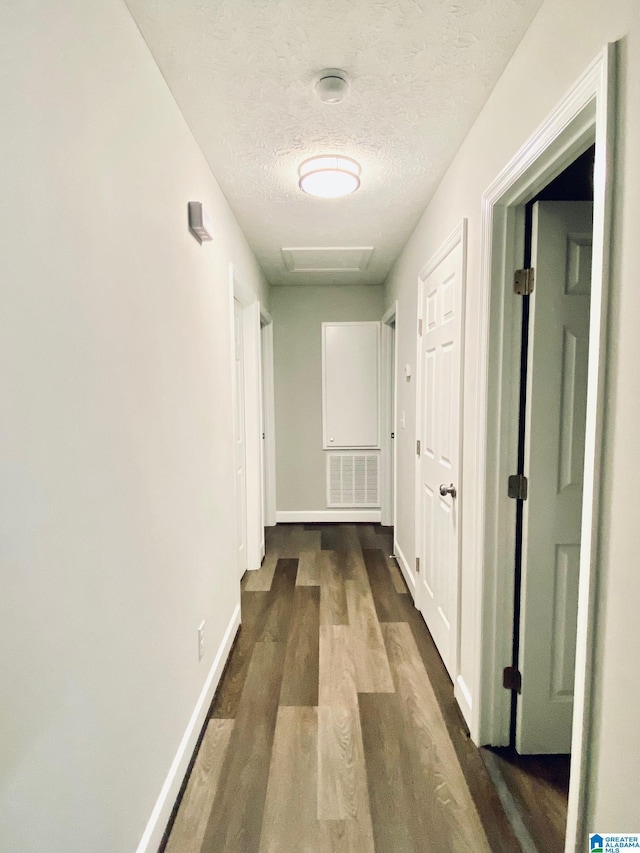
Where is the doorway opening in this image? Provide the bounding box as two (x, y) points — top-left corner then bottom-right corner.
(481, 146), (595, 853)
(511, 146), (595, 751)
(476, 45), (614, 853)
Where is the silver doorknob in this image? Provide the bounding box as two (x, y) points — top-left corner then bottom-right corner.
(439, 483), (457, 498)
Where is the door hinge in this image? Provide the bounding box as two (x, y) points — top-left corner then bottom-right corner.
(415, 557), (420, 574)
(503, 666), (522, 693)
(416, 440), (421, 456)
(514, 268), (535, 295)
(508, 473), (528, 500)
(418, 318), (423, 336)
(391, 432), (395, 439)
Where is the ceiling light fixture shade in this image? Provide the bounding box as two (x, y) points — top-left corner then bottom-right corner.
(298, 155), (361, 198)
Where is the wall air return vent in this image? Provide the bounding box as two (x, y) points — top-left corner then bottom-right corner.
(282, 246), (373, 273)
(327, 452), (380, 508)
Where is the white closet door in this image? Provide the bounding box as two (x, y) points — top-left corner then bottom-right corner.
(322, 322), (380, 449)
(416, 234), (464, 680)
(233, 298), (247, 576)
(517, 201), (593, 754)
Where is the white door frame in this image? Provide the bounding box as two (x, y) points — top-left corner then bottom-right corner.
(260, 309), (277, 528)
(474, 45), (615, 851)
(230, 264), (265, 570)
(381, 303), (398, 528)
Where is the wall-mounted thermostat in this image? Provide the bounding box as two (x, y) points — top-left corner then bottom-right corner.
(188, 201), (213, 243)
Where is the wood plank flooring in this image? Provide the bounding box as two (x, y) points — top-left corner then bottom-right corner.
(479, 747), (570, 853)
(161, 524), (527, 853)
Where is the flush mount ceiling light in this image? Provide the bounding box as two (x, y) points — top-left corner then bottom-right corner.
(298, 155), (361, 199)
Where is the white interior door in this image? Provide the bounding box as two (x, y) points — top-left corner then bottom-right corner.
(260, 318), (276, 528)
(233, 298), (247, 577)
(245, 301), (265, 563)
(381, 310), (396, 527)
(517, 201), (593, 754)
(390, 322), (396, 527)
(417, 234), (465, 680)
(260, 321), (267, 526)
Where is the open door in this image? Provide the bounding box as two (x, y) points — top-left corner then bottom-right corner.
(517, 201), (593, 754)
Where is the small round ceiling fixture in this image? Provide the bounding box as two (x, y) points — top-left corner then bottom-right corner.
(315, 69), (350, 104)
(298, 155), (361, 199)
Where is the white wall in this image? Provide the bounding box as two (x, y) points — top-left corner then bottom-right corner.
(0, 2), (268, 851)
(384, 0), (639, 833)
(271, 285), (383, 513)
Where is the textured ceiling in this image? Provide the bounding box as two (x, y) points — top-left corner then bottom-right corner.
(125, 0), (544, 286)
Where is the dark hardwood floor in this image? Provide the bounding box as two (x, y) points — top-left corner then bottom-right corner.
(480, 747), (570, 853)
(160, 523), (567, 852)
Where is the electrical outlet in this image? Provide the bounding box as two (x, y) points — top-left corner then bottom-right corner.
(198, 621), (205, 661)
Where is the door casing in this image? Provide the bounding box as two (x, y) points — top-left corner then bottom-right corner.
(474, 45), (615, 851)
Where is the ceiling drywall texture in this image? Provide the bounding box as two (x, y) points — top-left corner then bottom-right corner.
(125, 0), (544, 286)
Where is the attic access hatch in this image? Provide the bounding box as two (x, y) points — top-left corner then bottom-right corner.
(322, 321), (380, 450)
(281, 246), (373, 273)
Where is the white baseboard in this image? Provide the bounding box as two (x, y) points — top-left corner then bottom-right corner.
(135, 603), (241, 853)
(394, 540), (416, 598)
(276, 510), (381, 523)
